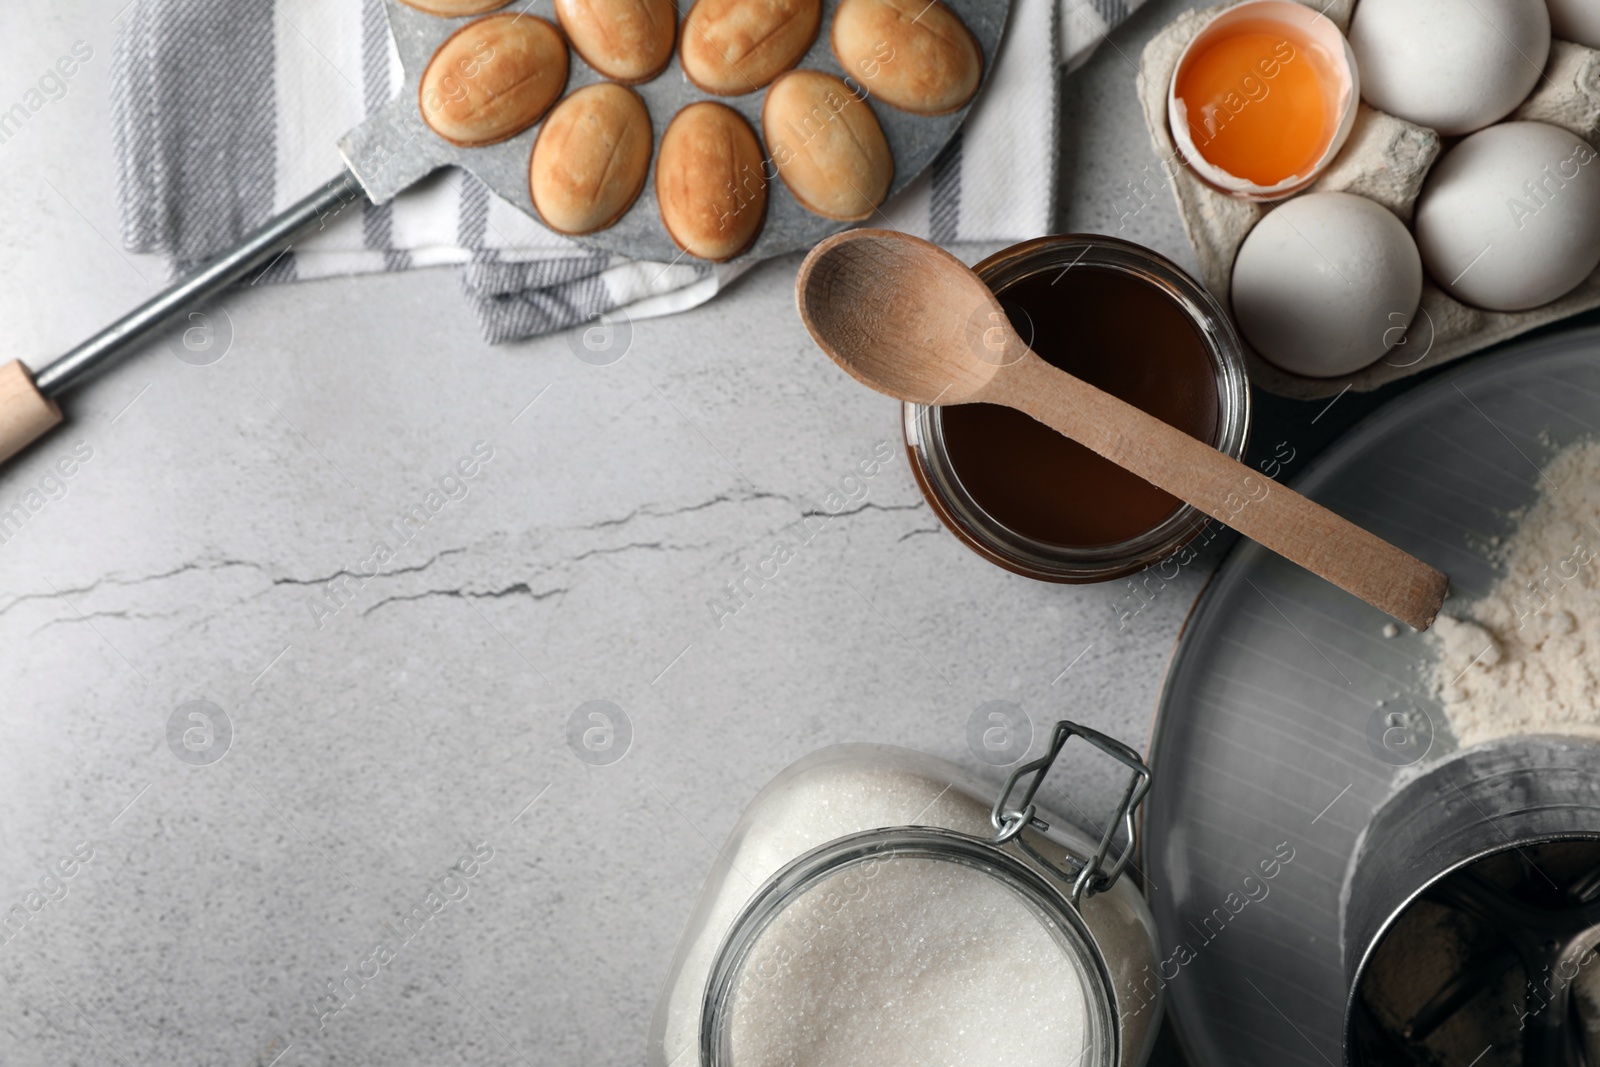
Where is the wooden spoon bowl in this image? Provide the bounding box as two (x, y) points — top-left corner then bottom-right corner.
(798, 231), (1010, 406)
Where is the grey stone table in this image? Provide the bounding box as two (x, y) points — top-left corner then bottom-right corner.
(0, 1), (1245, 1064)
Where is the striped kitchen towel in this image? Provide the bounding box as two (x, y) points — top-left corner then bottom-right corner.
(112, 0), (1143, 343)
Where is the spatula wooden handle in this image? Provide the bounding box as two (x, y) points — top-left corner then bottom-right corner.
(0, 360), (62, 466)
(989, 354), (1448, 630)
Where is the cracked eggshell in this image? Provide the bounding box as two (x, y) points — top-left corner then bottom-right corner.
(1349, 0), (1550, 136)
(1231, 191), (1422, 377)
(1414, 121), (1600, 312)
(1167, 0), (1358, 201)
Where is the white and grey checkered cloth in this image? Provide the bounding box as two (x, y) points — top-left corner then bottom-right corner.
(112, 0), (1143, 343)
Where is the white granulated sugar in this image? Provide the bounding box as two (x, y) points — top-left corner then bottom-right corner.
(1428, 439), (1600, 748)
(727, 857), (1087, 1067)
(657, 755), (1105, 1067)
(660, 762), (998, 1060)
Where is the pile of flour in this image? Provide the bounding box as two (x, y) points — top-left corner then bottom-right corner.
(1429, 439), (1600, 748)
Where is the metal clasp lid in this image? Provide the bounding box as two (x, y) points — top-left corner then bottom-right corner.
(989, 720), (1153, 906)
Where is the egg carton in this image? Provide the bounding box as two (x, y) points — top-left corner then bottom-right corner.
(1135, 0), (1600, 400)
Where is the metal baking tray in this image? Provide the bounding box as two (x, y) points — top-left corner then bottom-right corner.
(341, 0), (1014, 264)
(1141, 327), (1600, 1067)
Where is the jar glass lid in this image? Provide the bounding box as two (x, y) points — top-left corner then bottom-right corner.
(701, 828), (1117, 1067)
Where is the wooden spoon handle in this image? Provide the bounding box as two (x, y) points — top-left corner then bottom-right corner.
(988, 354), (1448, 630)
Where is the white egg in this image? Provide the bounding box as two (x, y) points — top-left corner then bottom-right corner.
(1232, 192), (1422, 377)
(1548, 0), (1600, 49)
(1348, 0), (1550, 136)
(1414, 121), (1600, 311)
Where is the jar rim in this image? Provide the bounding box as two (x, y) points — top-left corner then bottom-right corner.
(699, 825), (1119, 1067)
(904, 234), (1252, 583)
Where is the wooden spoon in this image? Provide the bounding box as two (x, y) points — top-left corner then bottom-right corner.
(796, 229), (1449, 631)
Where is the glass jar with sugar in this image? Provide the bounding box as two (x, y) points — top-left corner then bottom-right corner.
(648, 720), (1164, 1067)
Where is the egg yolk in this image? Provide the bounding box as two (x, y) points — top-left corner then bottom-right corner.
(1175, 25), (1335, 187)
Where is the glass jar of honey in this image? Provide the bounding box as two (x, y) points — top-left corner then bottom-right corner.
(904, 235), (1251, 582)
